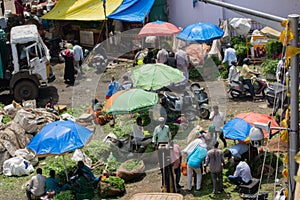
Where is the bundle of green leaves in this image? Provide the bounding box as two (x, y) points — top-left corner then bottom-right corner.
(102, 176), (126, 192)
(123, 159), (142, 171)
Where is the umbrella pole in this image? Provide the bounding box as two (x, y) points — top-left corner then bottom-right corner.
(63, 155), (69, 182)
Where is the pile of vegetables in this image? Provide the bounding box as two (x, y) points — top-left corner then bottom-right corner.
(261, 58), (279, 75)
(2, 115), (11, 124)
(123, 159), (142, 171)
(52, 191), (74, 200)
(265, 40), (282, 58)
(83, 140), (119, 163)
(43, 156), (77, 183)
(102, 176), (126, 192)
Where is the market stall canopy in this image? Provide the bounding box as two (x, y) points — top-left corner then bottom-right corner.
(177, 22), (224, 43)
(223, 112), (279, 142)
(27, 120), (93, 156)
(41, 0), (122, 21)
(108, 0), (155, 23)
(131, 63), (185, 90)
(107, 89), (158, 115)
(260, 26), (281, 39)
(137, 21), (181, 37)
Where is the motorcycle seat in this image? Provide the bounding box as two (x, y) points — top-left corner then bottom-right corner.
(166, 92), (179, 100)
(197, 98), (208, 104)
(192, 87), (205, 93)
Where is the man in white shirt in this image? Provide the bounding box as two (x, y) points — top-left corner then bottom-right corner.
(132, 117), (151, 148)
(73, 40), (84, 74)
(209, 105), (227, 147)
(228, 158), (252, 188)
(26, 168), (46, 200)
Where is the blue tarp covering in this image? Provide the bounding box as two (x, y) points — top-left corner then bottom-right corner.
(108, 0), (155, 23)
(223, 118), (252, 141)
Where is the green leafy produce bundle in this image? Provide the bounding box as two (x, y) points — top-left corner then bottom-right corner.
(123, 159), (142, 171)
(261, 59), (279, 75)
(52, 190), (75, 200)
(83, 140), (119, 163)
(2, 115), (11, 124)
(102, 176), (126, 192)
(43, 155), (76, 183)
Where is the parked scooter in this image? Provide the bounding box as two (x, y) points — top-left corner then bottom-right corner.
(161, 90), (198, 121)
(228, 73), (268, 98)
(190, 82), (210, 119)
(265, 82), (286, 106)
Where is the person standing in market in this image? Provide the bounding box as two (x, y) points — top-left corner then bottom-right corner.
(105, 76), (120, 99)
(222, 43), (237, 68)
(61, 49), (75, 86)
(157, 46), (169, 64)
(175, 46), (189, 84)
(209, 105), (227, 147)
(205, 142), (225, 194)
(26, 168), (46, 200)
(152, 117), (172, 146)
(172, 143), (183, 189)
(73, 40), (84, 75)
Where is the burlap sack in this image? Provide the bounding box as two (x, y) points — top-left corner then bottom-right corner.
(116, 159), (145, 182)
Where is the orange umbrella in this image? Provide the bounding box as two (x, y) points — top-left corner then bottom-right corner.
(102, 90), (125, 113)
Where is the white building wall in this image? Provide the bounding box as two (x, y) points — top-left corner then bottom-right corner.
(169, 0), (223, 27)
(169, 0), (300, 28)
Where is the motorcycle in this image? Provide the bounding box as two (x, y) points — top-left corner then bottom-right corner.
(228, 73), (268, 98)
(190, 82), (210, 119)
(160, 90), (199, 121)
(265, 83), (287, 113)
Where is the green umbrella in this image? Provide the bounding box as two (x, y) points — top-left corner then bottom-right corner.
(108, 89), (158, 115)
(131, 63), (185, 90)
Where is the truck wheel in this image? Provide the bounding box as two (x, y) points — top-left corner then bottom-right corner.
(13, 80), (38, 102)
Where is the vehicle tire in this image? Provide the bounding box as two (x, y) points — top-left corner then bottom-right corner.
(199, 108), (210, 119)
(184, 109), (197, 121)
(266, 96), (274, 106)
(190, 82), (201, 92)
(230, 90), (240, 98)
(13, 80), (38, 102)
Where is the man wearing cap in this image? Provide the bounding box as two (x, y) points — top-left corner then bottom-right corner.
(152, 117), (172, 146)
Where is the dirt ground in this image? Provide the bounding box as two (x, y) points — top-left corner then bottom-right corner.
(47, 61), (276, 199)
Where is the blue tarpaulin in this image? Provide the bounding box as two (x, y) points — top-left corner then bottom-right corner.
(223, 118), (252, 141)
(108, 0), (155, 23)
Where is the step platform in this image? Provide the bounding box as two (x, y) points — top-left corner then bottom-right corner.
(239, 178), (260, 194)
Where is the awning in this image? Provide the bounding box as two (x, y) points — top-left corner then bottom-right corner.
(108, 0), (155, 23)
(41, 0), (122, 21)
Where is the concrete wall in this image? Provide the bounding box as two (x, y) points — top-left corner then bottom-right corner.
(169, 0), (300, 28)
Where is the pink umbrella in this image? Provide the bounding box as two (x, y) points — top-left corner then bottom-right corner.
(138, 21), (181, 38)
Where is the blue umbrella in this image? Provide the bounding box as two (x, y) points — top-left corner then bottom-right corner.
(176, 22), (224, 43)
(223, 118), (252, 141)
(27, 120), (93, 156)
(27, 120), (93, 181)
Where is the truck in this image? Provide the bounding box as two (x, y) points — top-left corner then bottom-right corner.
(0, 24), (55, 102)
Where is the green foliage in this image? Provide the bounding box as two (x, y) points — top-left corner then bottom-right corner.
(144, 145), (154, 153)
(123, 159), (142, 171)
(265, 40), (282, 58)
(230, 36), (245, 47)
(137, 110), (152, 127)
(83, 140), (118, 163)
(261, 59), (279, 75)
(189, 66), (203, 81)
(219, 62), (229, 79)
(2, 115), (11, 124)
(112, 118), (134, 138)
(52, 190), (75, 200)
(107, 159), (121, 172)
(43, 156), (77, 183)
(102, 176), (125, 191)
(230, 36), (248, 64)
(166, 122), (179, 137)
(0, 103), (5, 108)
